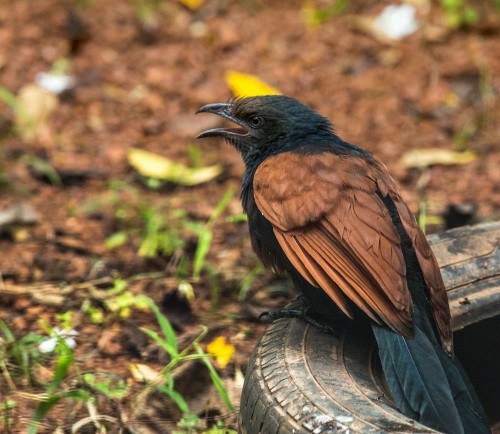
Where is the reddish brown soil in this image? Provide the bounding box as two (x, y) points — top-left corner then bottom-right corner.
(0, 0), (499, 432)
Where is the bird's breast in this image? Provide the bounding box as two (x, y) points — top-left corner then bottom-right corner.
(244, 189), (292, 276)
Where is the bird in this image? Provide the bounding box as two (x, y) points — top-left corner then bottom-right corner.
(196, 95), (490, 434)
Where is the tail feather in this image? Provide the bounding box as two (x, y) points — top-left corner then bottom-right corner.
(375, 191), (491, 433)
(372, 322), (464, 434)
(436, 348), (490, 434)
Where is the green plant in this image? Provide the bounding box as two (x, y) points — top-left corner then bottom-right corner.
(138, 205), (185, 257)
(82, 372), (129, 400)
(138, 296), (235, 417)
(27, 320), (130, 434)
(22, 155), (62, 186)
(82, 277), (150, 322)
(131, 0), (162, 34)
(84, 181), (186, 258)
(0, 86), (31, 127)
(302, 0), (348, 27)
(28, 327), (78, 434)
(0, 320), (45, 387)
(440, 0), (479, 28)
(0, 399), (16, 432)
(186, 188), (236, 281)
(174, 415), (237, 434)
(238, 264), (265, 302)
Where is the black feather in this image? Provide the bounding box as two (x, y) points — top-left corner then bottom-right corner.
(373, 320), (463, 433)
(378, 192), (490, 433)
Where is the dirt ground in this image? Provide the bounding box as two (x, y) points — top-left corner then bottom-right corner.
(0, 0), (499, 432)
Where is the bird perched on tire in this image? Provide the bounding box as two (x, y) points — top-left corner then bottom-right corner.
(196, 95), (490, 434)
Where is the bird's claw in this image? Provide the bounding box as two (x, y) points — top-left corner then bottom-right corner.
(258, 311), (270, 321)
(259, 307), (336, 335)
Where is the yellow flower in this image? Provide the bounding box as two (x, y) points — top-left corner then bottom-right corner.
(207, 336), (235, 368)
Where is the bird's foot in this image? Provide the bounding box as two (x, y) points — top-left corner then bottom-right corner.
(260, 308), (335, 335)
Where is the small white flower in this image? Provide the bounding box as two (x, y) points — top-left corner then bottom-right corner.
(36, 72), (75, 95)
(39, 328), (78, 353)
(373, 4), (419, 40)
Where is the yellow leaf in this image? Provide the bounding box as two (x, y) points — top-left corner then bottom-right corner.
(207, 336), (235, 368)
(127, 148), (222, 186)
(179, 0), (203, 10)
(225, 71), (281, 97)
(400, 148), (476, 169)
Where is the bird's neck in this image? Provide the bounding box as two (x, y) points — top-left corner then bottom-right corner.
(241, 165), (256, 211)
(284, 135), (371, 158)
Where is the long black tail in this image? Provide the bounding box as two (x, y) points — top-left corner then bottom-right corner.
(372, 317), (489, 433)
(376, 193), (490, 433)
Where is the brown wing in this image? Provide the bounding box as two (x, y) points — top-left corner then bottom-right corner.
(374, 160), (453, 353)
(254, 151), (451, 351)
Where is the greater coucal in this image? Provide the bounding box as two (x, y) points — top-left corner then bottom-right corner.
(196, 96), (490, 433)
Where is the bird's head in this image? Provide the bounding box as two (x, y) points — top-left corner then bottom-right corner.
(196, 96), (334, 166)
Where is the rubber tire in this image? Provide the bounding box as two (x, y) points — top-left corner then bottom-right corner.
(239, 221), (500, 434)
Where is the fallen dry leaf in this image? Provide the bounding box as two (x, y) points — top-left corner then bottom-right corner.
(127, 148), (222, 186)
(225, 70), (281, 97)
(179, 0), (203, 10)
(400, 148), (476, 169)
(16, 83), (58, 143)
(129, 363), (160, 383)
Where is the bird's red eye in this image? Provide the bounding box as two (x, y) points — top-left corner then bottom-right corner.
(248, 115), (264, 128)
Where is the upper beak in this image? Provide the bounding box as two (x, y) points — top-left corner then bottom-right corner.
(196, 102), (249, 139)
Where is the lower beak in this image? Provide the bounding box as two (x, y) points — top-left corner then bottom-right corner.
(196, 103), (249, 139)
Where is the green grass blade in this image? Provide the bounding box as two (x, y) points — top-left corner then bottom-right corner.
(0, 320), (15, 342)
(208, 188), (235, 227)
(28, 396), (61, 434)
(193, 342), (234, 412)
(138, 296), (178, 356)
(193, 229), (212, 280)
(0, 86), (31, 122)
(239, 265), (265, 302)
(156, 384), (190, 413)
(47, 340), (74, 394)
(140, 327), (178, 358)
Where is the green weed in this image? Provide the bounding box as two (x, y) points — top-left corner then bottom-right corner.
(0, 86), (31, 126)
(138, 296), (235, 415)
(84, 181), (186, 258)
(238, 264), (265, 302)
(2, 296), (235, 433)
(302, 0), (348, 27)
(0, 400), (16, 432)
(440, 0), (479, 28)
(186, 188), (236, 281)
(0, 320), (45, 387)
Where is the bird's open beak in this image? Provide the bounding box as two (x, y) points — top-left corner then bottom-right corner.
(196, 103), (249, 139)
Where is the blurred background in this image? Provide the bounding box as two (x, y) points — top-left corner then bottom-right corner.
(0, 0), (499, 432)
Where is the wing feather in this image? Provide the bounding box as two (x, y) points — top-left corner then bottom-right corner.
(254, 152), (415, 338)
(301, 220), (413, 336)
(275, 231), (353, 318)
